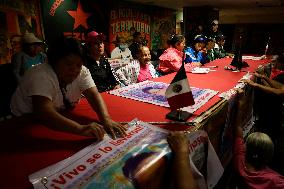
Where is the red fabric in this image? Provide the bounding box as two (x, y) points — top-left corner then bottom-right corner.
(270, 68), (284, 79)
(167, 91), (195, 110)
(158, 47), (194, 73)
(0, 57), (270, 189)
(233, 137), (284, 189)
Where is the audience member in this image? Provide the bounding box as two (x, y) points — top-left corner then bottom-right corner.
(269, 54), (284, 82)
(158, 34), (197, 74)
(214, 34), (233, 59)
(12, 32), (47, 83)
(115, 46), (159, 86)
(204, 37), (217, 63)
(84, 31), (120, 93)
(111, 35), (132, 60)
(167, 131), (199, 189)
(184, 36), (207, 65)
(232, 90), (284, 188)
(10, 35), (22, 55)
(207, 19), (223, 41)
(129, 32), (143, 59)
(10, 36), (126, 139)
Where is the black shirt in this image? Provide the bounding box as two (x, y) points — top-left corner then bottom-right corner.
(129, 42), (141, 59)
(84, 56), (118, 93)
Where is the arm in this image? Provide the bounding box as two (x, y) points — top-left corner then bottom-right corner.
(168, 132), (198, 189)
(32, 95), (105, 139)
(83, 86), (127, 139)
(232, 90), (247, 175)
(255, 72), (284, 89)
(244, 78), (284, 96)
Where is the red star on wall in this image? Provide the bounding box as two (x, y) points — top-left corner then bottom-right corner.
(67, 1), (91, 30)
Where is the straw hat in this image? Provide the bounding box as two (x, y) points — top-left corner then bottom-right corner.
(22, 32), (42, 44)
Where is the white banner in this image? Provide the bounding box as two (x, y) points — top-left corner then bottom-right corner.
(29, 119), (223, 189)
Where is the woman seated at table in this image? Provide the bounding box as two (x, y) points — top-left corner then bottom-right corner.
(184, 35), (207, 66)
(158, 34), (197, 75)
(10, 36), (126, 140)
(84, 31), (121, 93)
(115, 46), (160, 86)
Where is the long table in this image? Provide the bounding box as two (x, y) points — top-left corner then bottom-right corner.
(0, 57), (269, 189)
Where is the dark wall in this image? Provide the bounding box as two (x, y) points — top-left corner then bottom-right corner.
(222, 24), (284, 55)
(183, 6), (219, 46)
(40, 0), (176, 53)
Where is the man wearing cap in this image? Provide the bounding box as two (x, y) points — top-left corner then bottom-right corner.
(184, 36), (207, 65)
(84, 31), (120, 93)
(12, 32), (46, 83)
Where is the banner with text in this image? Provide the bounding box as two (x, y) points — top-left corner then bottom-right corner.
(109, 8), (151, 52)
(29, 120), (223, 189)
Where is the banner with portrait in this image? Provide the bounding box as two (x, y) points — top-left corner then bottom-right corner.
(109, 81), (218, 114)
(29, 119), (223, 189)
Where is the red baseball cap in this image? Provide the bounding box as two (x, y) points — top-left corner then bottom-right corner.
(85, 31), (105, 45)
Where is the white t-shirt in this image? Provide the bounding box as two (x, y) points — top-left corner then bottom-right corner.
(10, 63), (95, 116)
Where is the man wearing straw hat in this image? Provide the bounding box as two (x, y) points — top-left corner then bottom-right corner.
(12, 32), (46, 83)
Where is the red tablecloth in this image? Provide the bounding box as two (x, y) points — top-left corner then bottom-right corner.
(0, 57), (269, 189)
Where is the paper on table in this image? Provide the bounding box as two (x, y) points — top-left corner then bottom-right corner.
(242, 55), (265, 60)
(191, 67), (211, 74)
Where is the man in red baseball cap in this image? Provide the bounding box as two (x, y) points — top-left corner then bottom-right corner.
(84, 31), (120, 92)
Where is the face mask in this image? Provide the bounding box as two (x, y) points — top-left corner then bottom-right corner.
(119, 44), (128, 51)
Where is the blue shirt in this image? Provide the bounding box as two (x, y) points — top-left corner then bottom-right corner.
(184, 47), (206, 64)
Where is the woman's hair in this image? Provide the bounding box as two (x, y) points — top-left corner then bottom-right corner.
(47, 36), (83, 66)
(137, 46), (149, 55)
(167, 34), (185, 48)
(245, 132), (274, 169)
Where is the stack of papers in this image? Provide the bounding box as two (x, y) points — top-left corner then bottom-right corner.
(191, 67), (211, 74)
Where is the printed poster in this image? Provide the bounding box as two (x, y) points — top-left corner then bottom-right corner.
(29, 119), (223, 189)
(109, 81), (218, 113)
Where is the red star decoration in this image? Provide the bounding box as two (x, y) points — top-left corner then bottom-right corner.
(67, 1), (91, 30)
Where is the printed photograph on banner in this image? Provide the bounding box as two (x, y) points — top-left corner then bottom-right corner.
(109, 81), (218, 113)
(29, 120), (223, 189)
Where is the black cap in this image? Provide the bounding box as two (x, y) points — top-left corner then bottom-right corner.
(216, 34), (226, 41)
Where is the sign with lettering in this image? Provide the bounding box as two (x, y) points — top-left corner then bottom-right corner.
(109, 8), (151, 52)
(29, 120), (223, 189)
